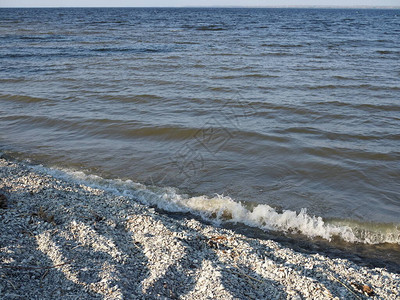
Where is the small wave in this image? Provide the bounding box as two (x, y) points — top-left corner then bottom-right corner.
(305, 84), (400, 91)
(376, 50), (399, 55)
(280, 127), (400, 142)
(18, 35), (51, 40)
(332, 75), (357, 81)
(301, 146), (399, 162)
(30, 164), (400, 246)
(174, 41), (199, 45)
(91, 47), (170, 54)
(0, 78), (26, 83)
(260, 52), (293, 57)
(219, 66), (253, 71)
(181, 24), (227, 31)
(248, 101), (315, 116)
(310, 100), (400, 112)
(0, 53), (36, 59)
(328, 220), (400, 245)
(261, 43), (304, 48)
(99, 94), (164, 104)
(123, 126), (202, 141)
(0, 94), (51, 104)
(195, 25), (226, 31)
(244, 74), (279, 78)
(1, 115), (196, 141)
(211, 74), (278, 80)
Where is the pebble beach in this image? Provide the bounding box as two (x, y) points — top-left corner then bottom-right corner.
(0, 157), (399, 300)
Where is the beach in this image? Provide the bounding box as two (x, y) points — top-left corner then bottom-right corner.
(0, 157), (399, 300)
(1, 7), (399, 299)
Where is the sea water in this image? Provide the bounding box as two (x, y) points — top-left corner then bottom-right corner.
(1, 8), (399, 261)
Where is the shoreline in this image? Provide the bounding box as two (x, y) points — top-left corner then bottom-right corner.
(0, 157), (399, 299)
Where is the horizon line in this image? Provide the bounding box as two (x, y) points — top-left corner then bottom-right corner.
(1, 5), (400, 9)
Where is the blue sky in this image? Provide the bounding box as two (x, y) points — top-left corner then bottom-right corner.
(1, 0), (399, 7)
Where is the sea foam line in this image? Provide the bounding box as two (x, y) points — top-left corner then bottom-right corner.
(31, 164), (400, 245)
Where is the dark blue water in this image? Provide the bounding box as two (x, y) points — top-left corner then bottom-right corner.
(1, 8), (399, 246)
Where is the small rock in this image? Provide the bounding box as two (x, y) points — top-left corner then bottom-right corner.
(0, 193), (7, 209)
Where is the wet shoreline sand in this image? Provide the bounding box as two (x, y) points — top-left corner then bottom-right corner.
(0, 157), (399, 299)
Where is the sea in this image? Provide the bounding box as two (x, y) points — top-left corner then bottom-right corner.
(1, 7), (399, 268)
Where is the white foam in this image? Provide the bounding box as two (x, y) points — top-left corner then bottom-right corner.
(31, 164), (400, 245)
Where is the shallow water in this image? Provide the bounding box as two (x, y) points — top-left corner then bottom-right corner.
(1, 8), (399, 246)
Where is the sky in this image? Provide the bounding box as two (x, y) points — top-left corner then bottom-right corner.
(1, 0), (399, 7)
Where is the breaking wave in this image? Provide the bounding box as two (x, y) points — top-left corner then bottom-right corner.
(32, 164), (400, 246)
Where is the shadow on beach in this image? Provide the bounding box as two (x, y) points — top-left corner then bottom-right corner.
(1, 158), (398, 299)
(0, 159), (286, 299)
